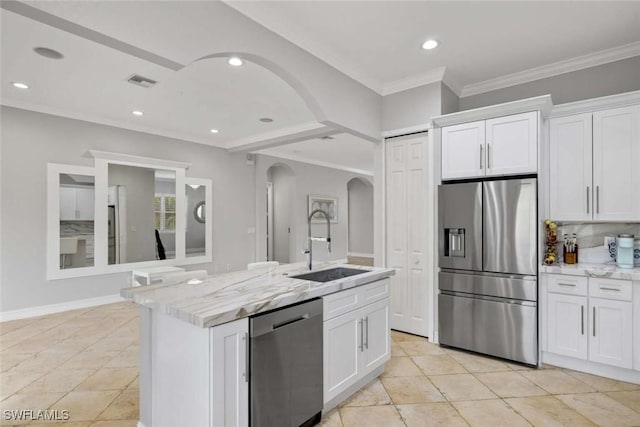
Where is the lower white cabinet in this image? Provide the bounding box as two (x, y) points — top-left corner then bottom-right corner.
(589, 297), (633, 369)
(547, 293), (587, 360)
(546, 274), (634, 371)
(323, 280), (391, 404)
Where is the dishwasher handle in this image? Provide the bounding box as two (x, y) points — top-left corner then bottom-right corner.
(273, 314), (309, 330)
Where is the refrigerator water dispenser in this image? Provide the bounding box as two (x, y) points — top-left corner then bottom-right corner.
(445, 228), (465, 257)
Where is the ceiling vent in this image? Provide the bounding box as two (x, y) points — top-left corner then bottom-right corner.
(126, 74), (157, 88)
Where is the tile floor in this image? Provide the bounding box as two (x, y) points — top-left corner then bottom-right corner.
(2, 302), (640, 426)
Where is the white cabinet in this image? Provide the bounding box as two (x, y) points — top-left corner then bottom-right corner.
(589, 298), (633, 369)
(485, 112), (538, 176)
(549, 106), (640, 221)
(323, 280), (391, 404)
(441, 121), (485, 180)
(547, 293), (588, 360)
(441, 111), (538, 180)
(211, 318), (249, 427)
(385, 134), (428, 336)
(546, 274), (634, 371)
(59, 186), (94, 220)
(549, 114), (593, 221)
(593, 106), (640, 221)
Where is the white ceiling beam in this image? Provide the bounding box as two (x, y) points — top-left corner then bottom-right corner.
(226, 121), (338, 152)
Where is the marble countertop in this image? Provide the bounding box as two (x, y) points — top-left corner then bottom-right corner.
(121, 261), (395, 328)
(540, 262), (640, 281)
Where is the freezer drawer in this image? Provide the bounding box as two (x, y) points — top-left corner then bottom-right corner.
(439, 270), (537, 302)
(438, 293), (538, 365)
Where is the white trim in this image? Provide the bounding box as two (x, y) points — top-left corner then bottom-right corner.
(431, 94), (553, 128)
(184, 177), (214, 265)
(549, 89), (640, 118)
(1, 99), (228, 149)
(88, 150), (191, 170)
(0, 294), (125, 322)
(382, 124), (431, 139)
(381, 66), (447, 96)
(542, 351), (640, 384)
(226, 121), (334, 152)
(257, 151), (374, 176)
(347, 252), (374, 258)
(460, 41), (640, 98)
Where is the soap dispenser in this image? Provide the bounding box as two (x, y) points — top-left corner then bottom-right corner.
(616, 234), (635, 269)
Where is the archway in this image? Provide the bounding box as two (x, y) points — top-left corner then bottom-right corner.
(347, 177), (374, 266)
(266, 164), (296, 263)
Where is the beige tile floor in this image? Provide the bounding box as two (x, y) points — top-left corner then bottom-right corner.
(2, 302), (640, 426)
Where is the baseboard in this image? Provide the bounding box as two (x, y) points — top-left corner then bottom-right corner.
(137, 422), (147, 427)
(347, 252), (374, 258)
(0, 294), (126, 322)
(542, 351), (640, 384)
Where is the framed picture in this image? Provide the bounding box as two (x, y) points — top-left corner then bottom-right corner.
(308, 194), (338, 223)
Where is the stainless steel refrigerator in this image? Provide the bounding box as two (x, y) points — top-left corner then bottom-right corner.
(438, 177), (538, 366)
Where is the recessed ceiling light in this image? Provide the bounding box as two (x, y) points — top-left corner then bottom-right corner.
(259, 118), (274, 123)
(33, 47), (64, 59)
(11, 82), (29, 89)
(228, 57), (243, 67)
(210, 128), (219, 134)
(422, 39), (439, 50)
(132, 110), (144, 116)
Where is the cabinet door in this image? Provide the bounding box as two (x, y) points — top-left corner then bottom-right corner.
(485, 111), (538, 176)
(323, 309), (362, 404)
(589, 298), (633, 369)
(60, 187), (77, 220)
(547, 293), (588, 360)
(593, 106), (640, 221)
(362, 299), (390, 372)
(75, 188), (95, 220)
(211, 318), (249, 427)
(549, 114), (593, 221)
(441, 120), (485, 180)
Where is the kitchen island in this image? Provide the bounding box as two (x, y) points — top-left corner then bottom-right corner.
(122, 261), (395, 427)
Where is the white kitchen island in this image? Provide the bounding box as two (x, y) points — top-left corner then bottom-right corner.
(121, 262), (395, 427)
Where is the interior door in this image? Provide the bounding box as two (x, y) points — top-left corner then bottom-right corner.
(483, 178), (537, 276)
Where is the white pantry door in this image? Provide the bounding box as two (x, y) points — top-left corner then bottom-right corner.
(385, 133), (428, 337)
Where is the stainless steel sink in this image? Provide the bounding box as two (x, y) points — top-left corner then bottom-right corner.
(291, 267), (368, 283)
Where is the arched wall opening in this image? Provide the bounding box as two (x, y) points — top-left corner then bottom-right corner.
(347, 177), (374, 265)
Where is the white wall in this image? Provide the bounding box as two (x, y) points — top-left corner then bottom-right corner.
(347, 178), (374, 255)
(382, 82), (443, 132)
(0, 107), (256, 312)
(255, 154), (373, 265)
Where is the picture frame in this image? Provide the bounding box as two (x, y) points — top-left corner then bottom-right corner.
(308, 194), (338, 223)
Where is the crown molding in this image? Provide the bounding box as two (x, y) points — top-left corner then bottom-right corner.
(460, 41), (640, 98)
(549, 89), (640, 118)
(431, 94), (552, 128)
(381, 66), (447, 96)
(1, 99), (229, 149)
(256, 151), (373, 177)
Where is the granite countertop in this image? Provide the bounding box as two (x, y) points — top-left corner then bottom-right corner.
(540, 262), (640, 281)
(121, 261), (395, 328)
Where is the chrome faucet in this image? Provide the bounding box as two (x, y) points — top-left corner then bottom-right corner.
(304, 209), (331, 270)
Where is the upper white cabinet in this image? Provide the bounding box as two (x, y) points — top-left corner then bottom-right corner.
(441, 111), (538, 180)
(59, 186), (95, 220)
(593, 106), (640, 221)
(549, 105), (640, 221)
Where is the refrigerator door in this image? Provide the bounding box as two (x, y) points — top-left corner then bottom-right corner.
(483, 178), (537, 276)
(438, 182), (482, 271)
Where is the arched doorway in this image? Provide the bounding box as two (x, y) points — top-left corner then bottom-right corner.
(266, 164), (296, 263)
(347, 177), (374, 266)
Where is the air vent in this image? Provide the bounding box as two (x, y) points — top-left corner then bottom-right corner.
(127, 74), (157, 88)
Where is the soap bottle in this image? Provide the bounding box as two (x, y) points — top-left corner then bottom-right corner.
(616, 234), (635, 269)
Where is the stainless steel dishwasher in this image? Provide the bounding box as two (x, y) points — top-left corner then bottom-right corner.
(250, 298), (323, 427)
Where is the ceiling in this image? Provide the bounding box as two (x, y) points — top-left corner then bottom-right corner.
(228, 1), (640, 95)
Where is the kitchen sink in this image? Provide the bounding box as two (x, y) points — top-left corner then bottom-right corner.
(291, 267), (368, 283)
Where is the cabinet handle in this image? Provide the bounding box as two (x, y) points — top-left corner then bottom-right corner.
(359, 319), (364, 352)
(581, 306), (584, 335)
(593, 307), (596, 337)
(487, 143), (491, 169)
(586, 187), (590, 214)
(596, 186), (600, 214)
(479, 144), (483, 169)
(558, 282), (576, 287)
(599, 286), (620, 292)
(243, 332), (249, 382)
(364, 316), (369, 350)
